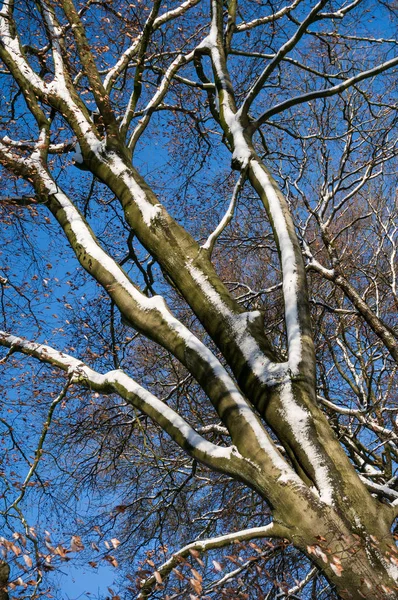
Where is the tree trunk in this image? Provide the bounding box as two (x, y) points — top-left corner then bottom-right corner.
(0, 561), (9, 600)
(241, 380), (398, 599)
(285, 504), (398, 599)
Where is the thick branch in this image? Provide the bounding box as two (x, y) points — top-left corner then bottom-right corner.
(0, 331), (242, 475)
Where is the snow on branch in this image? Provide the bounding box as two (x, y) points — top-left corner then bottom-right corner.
(236, 0), (303, 32)
(198, 0), (251, 169)
(202, 167), (247, 257)
(1, 3), (101, 153)
(0, 331), (240, 473)
(250, 161), (303, 374)
(318, 0), (364, 20)
(137, 521), (289, 598)
(153, 0), (201, 29)
(104, 0), (201, 92)
(0, 135), (75, 155)
(0, 139), (304, 495)
(0, 1), (48, 97)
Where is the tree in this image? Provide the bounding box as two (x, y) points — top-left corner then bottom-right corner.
(0, 0), (397, 598)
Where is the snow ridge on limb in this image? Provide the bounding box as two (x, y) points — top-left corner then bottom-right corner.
(235, 0), (303, 32)
(0, 0), (48, 96)
(0, 332), (238, 472)
(137, 521), (290, 598)
(103, 0), (201, 93)
(0, 330), (306, 502)
(0, 138), (309, 504)
(1, 0), (333, 510)
(195, 0), (385, 511)
(199, 0), (311, 379)
(1, 0), (280, 395)
(186, 260), (335, 505)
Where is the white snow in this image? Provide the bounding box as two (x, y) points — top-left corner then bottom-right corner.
(0, 4), (47, 94)
(71, 142), (83, 164)
(0, 331), (83, 372)
(104, 38), (140, 91)
(383, 558), (398, 585)
(279, 381), (334, 505)
(187, 263), (288, 384)
(112, 371), (234, 461)
(11, 158), (299, 483)
(147, 296), (299, 484)
(106, 153), (162, 226)
(251, 161), (302, 373)
(198, 11), (251, 169)
(198, 4), (303, 380)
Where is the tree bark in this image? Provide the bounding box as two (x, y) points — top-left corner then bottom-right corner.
(0, 561), (9, 600)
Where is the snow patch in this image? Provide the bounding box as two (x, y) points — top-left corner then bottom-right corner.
(187, 263), (288, 384)
(108, 153), (162, 226)
(251, 161), (302, 373)
(279, 381), (334, 505)
(71, 142), (83, 164)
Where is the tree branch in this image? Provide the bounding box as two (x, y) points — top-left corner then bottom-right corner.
(137, 521), (290, 598)
(252, 55), (398, 131)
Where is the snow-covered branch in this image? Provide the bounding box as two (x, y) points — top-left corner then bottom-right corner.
(137, 521), (289, 598)
(202, 168), (247, 256)
(236, 0), (303, 32)
(0, 331), (242, 474)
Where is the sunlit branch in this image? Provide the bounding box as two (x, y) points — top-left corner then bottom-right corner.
(202, 167), (247, 257)
(318, 0), (368, 19)
(236, 0), (303, 32)
(137, 521), (289, 598)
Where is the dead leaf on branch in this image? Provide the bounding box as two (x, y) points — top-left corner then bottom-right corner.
(70, 536), (84, 552)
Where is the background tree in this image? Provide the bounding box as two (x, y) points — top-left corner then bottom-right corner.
(0, 0), (397, 598)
